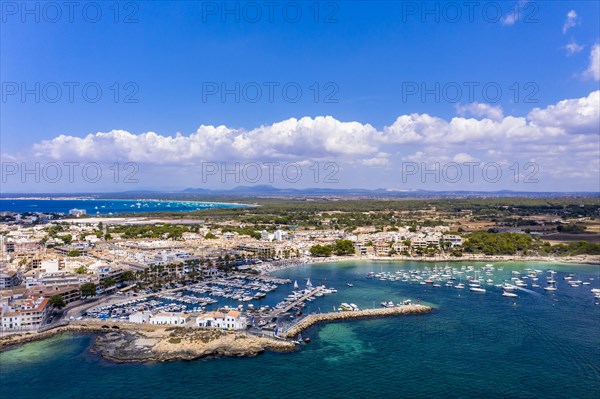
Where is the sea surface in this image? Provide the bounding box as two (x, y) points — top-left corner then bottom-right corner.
(0, 198), (247, 215)
(1, 260), (599, 399)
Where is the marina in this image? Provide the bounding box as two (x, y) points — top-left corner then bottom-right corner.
(2, 260), (599, 399)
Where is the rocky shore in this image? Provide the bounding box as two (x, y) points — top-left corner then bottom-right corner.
(283, 304), (433, 338)
(92, 328), (296, 362)
(0, 321), (297, 362)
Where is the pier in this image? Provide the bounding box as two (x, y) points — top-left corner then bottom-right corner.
(267, 286), (324, 318)
(282, 304), (433, 338)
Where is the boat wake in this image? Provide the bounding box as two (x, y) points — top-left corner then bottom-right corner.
(516, 287), (542, 298)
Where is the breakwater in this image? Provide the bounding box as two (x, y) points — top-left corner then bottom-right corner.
(283, 304), (433, 338)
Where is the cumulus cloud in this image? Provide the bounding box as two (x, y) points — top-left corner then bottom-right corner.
(562, 10), (579, 34)
(528, 90), (599, 133)
(32, 116), (380, 164)
(565, 41), (584, 56)
(22, 91), (599, 191)
(456, 102), (504, 121)
(30, 92), (600, 162)
(583, 44), (600, 81)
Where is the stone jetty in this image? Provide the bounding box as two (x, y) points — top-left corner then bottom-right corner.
(283, 304), (433, 338)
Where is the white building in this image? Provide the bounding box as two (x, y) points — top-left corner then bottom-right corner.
(442, 235), (463, 247)
(196, 310), (246, 331)
(149, 312), (189, 325)
(69, 208), (87, 216)
(274, 230), (287, 241)
(129, 311), (152, 324)
(1, 311), (22, 330)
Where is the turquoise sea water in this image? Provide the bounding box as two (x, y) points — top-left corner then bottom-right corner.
(1, 261), (599, 399)
(0, 199), (247, 215)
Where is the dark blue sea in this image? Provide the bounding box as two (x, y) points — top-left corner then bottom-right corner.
(0, 199), (247, 215)
(1, 261), (599, 399)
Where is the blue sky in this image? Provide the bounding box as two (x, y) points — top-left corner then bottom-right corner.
(1, 1), (599, 192)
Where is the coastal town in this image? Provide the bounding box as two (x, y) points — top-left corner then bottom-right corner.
(1, 197), (598, 348)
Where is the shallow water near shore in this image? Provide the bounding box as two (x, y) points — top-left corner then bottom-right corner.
(1, 260), (599, 399)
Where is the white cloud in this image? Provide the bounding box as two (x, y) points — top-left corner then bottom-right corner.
(528, 90), (599, 133)
(21, 91), (599, 191)
(32, 116), (380, 164)
(360, 153), (390, 167)
(565, 41), (584, 56)
(453, 153), (479, 163)
(583, 44), (600, 81)
(501, 0), (528, 26)
(456, 102), (504, 121)
(562, 10), (578, 34)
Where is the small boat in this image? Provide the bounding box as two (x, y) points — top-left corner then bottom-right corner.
(304, 337), (311, 343)
(470, 287), (486, 293)
(347, 283), (353, 287)
(455, 283), (465, 289)
(544, 285), (557, 292)
(502, 291), (518, 298)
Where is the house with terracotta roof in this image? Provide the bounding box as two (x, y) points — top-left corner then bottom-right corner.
(0, 295), (49, 332)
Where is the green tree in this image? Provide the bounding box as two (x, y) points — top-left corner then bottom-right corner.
(121, 271), (135, 283)
(80, 283), (97, 297)
(49, 295), (66, 309)
(333, 239), (355, 256)
(75, 265), (88, 274)
(67, 250), (81, 257)
(310, 244), (333, 257)
(205, 232), (217, 239)
(102, 278), (116, 288)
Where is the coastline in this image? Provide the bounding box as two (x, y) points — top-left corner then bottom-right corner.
(2, 256), (597, 360)
(258, 254), (600, 274)
(0, 197), (255, 207)
(0, 321), (296, 361)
